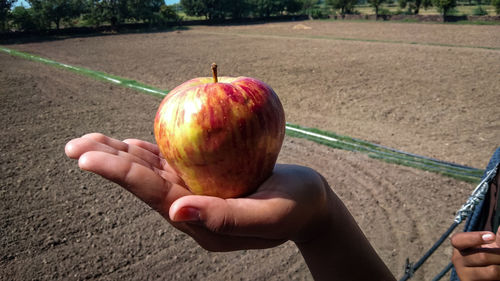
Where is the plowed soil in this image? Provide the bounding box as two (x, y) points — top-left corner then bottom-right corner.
(1, 20), (499, 281)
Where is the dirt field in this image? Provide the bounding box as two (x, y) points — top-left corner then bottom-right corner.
(1, 20), (499, 280)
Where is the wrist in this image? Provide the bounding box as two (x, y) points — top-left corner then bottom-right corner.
(290, 170), (335, 244)
(293, 179), (396, 281)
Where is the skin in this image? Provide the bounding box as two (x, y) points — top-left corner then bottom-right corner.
(451, 229), (500, 281)
(65, 133), (396, 281)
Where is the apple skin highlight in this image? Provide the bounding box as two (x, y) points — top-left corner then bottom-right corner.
(154, 75), (285, 198)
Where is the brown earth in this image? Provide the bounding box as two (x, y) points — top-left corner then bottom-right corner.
(1, 20), (499, 281)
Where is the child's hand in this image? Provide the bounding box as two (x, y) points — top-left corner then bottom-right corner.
(451, 229), (500, 281)
(65, 133), (331, 251)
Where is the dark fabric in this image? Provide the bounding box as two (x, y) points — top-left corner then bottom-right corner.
(450, 147), (500, 281)
(484, 172), (500, 232)
(493, 174), (500, 232)
(462, 147), (500, 233)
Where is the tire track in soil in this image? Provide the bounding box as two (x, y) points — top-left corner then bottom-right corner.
(278, 138), (403, 247)
(360, 165), (421, 270)
(323, 153), (408, 271)
(341, 162), (402, 243)
(278, 137), (467, 280)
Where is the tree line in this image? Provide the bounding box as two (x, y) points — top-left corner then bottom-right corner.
(1, 0), (311, 32)
(330, 0), (499, 19)
(1, 0), (499, 33)
(179, 0), (310, 20)
(1, 0), (180, 32)
(185, 0), (500, 20)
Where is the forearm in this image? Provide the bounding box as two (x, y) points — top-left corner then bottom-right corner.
(295, 189), (396, 281)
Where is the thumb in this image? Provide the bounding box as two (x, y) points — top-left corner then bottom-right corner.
(451, 231), (496, 251)
(169, 195), (295, 239)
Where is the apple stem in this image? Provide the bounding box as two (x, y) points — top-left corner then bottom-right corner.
(211, 63), (218, 83)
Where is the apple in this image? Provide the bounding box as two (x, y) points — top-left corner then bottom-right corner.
(154, 64), (285, 198)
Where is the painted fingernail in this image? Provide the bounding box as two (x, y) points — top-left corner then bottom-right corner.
(482, 233), (495, 241)
(173, 207), (200, 222)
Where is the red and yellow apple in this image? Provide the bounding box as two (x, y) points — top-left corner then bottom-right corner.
(154, 64), (285, 198)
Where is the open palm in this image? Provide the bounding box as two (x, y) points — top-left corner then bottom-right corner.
(65, 133), (330, 252)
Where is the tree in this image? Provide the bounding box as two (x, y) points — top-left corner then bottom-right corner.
(126, 0), (163, 23)
(180, 0), (226, 20)
(300, 0), (324, 18)
(206, 0), (232, 20)
(368, 0), (385, 18)
(1, 0), (16, 31)
(301, 0), (319, 14)
(180, 0), (205, 18)
(83, 0), (105, 26)
(227, 0), (250, 19)
(84, 0), (128, 27)
(157, 4), (179, 23)
(248, 0), (287, 17)
(283, 0), (303, 14)
(432, 0), (456, 18)
(492, 0), (500, 14)
(10, 6), (38, 31)
(28, 0), (86, 30)
(398, 0), (432, 14)
(326, 0), (357, 18)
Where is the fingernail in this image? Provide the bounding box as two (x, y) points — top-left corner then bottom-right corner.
(173, 207), (200, 222)
(482, 233), (495, 241)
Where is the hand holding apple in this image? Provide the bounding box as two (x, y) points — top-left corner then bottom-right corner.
(65, 134), (394, 280)
(154, 64), (285, 198)
(65, 134), (331, 250)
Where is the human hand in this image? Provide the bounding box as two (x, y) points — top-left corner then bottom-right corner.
(65, 133), (332, 251)
(65, 133), (396, 280)
(451, 230), (500, 281)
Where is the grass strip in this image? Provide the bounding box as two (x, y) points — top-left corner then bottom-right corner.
(286, 123), (483, 183)
(0, 47), (167, 98)
(1, 46), (483, 182)
(287, 123), (482, 174)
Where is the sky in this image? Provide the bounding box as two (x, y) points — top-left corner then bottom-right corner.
(15, 0), (180, 7)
